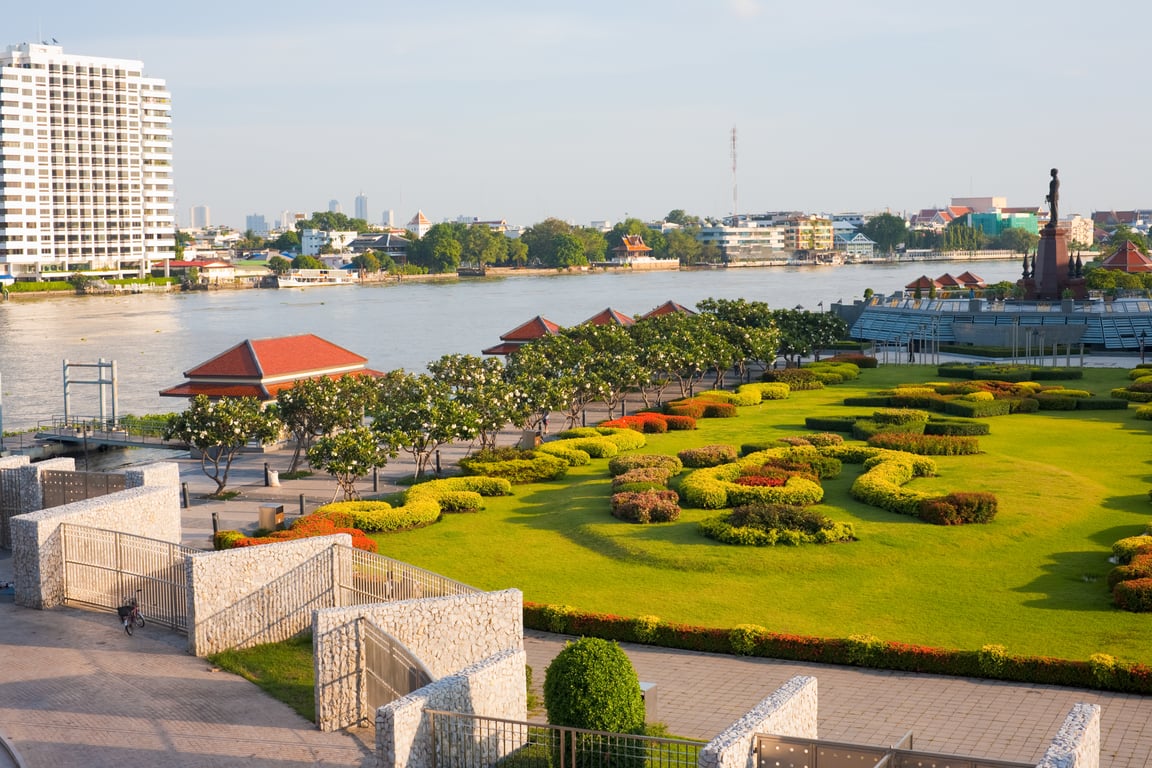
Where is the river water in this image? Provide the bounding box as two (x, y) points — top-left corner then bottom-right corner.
(0, 260), (1023, 431)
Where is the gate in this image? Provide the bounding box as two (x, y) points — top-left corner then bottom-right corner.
(41, 469), (126, 508)
(363, 620), (435, 714)
(0, 467), (19, 549)
(754, 734), (1033, 768)
(60, 522), (197, 632)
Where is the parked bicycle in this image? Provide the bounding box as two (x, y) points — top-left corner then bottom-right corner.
(117, 590), (145, 635)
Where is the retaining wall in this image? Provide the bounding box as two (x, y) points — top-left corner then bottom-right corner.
(10, 461), (182, 609)
(1036, 703), (1101, 768)
(698, 675), (818, 768)
(375, 648), (527, 768)
(186, 534), (349, 656)
(314, 589), (523, 731)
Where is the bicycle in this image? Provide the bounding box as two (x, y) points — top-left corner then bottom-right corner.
(117, 590), (145, 635)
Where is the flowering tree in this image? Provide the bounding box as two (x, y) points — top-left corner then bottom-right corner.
(507, 334), (608, 429)
(307, 426), (392, 501)
(426, 354), (516, 451)
(370, 371), (480, 478)
(164, 395), (282, 496)
(273, 374), (379, 473)
(564, 323), (645, 420)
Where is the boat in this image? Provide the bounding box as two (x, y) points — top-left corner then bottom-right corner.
(274, 269), (358, 288)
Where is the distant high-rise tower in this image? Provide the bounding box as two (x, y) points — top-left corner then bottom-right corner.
(328, 199), (341, 214)
(190, 206), (211, 229)
(245, 214), (268, 237)
(383, 209), (395, 228)
(0, 43), (175, 278)
(354, 192), (368, 222)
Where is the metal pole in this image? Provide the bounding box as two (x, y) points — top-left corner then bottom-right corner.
(211, 511), (219, 535)
(373, 468), (379, 492)
(263, 462), (270, 487)
(299, 493), (306, 517)
(181, 482), (190, 509)
(435, 450), (441, 476)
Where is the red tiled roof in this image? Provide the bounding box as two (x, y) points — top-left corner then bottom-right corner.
(935, 273), (962, 287)
(185, 335), (368, 379)
(954, 271), (985, 286)
(582, 308), (636, 326)
(1101, 241), (1152, 273)
(904, 275), (939, 290)
(499, 316), (562, 342)
(159, 382), (270, 399)
(641, 300), (696, 319)
(481, 342), (524, 355)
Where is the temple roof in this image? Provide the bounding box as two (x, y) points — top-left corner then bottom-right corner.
(1101, 241), (1152, 273)
(582, 307), (636, 326)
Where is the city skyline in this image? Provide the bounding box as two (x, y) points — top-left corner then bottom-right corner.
(7, 0), (1152, 230)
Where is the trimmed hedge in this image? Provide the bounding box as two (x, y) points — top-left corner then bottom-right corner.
(607, 453), (683, 477)
(555, 427), (647, 451)
(666, 399), (738, 419)
(917, 492), (998, 524)
(460, 452), (570, 482)
(522, 603), (1152, 694)
(610, 490), (681, 523)
(1114, 578), (1152, 612)
(867, 432), (980, 456)
(804, 415), (860, 433)
(1074, 398), (1128, 411)
(679, 448), (827, 509)
(924, 418), (990, 436)
(941, 398), (1013, 418)
(312, 499), (439, 532)
(677, 444), (738, 468)
(698, 503), (855, 546)
(761, 368), (825, 390)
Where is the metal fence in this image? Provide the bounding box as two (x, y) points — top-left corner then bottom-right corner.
(426, 710), (703, 768)
(60, 522), (198, 632)
(754, 734), (1033, 768)
(339, 546), (480, 606)
(41, 469), (126, 508)
(363, 619), (435, 714)
(0, 467), (18, 550)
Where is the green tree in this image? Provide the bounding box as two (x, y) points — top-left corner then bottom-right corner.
(426, 354), (515, 451)
(941, 222), (987, 252)
(307, 426), (392, 502)
(573, 227), (608, 263)
(502, 343), (573, 432)
(607, 218), (667, 258)
(370, 371), (480, 477)
(860, 213), (908, 254)
(628, 312), (725, 398)
(665, 228), (703, 264)
(461, 224), (508, 267)
(274, 375), (379, 473)
(665, 209), (702, 227)
(270, 230), (300, 253)
(554, 233), (588, 268)
(565, 324), (644, 418)
(163, 395), (282, 495)
(993, 227), (1039, 254)
(1106, 225), (1149, 256)
(235, 229), (265, 251)
(509, 334), (607, 429)
(295, 211), (370, 234)
(696, 298), (782, 380)
(267, 255), (292, 275)
(410, 223), (464, 273)
(504, 238), (529, 267)
(350, 250), (382, 273)
(291, 254), (325, 270)
(521, 218), (573, 266)
(544, 637), (645, 735)
(174, 229), (194, 259)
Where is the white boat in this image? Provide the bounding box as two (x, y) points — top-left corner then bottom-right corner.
(274, 269), (358, 288)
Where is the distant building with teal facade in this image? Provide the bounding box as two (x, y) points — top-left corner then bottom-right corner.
(962, 212), (1039, 237)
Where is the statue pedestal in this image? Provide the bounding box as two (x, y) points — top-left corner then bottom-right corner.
(1026, 227), (1070, 300)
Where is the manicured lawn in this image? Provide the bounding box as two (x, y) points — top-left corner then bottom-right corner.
(371, 365), (1152, 665)
(209, 633), (317, 721)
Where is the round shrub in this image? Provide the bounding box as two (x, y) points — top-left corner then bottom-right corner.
(678, 444), (739, 468)
(611, 490), (681, 523)
(316, 499), (441, 532)
(762, 368), (824, 390)
(805, 432), (844, 447)
(612, 467), (672, 490)
(543, 637), (645, 733)
(663, 415), (697, 430)
(1112, 535), (1152, 565)
(608, 453), (683, 477)
(1114, 577), (1152, 612)
(214, 530), (245, 550)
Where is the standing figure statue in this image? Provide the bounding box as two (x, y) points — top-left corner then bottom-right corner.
(1046, 168), (1059, 228)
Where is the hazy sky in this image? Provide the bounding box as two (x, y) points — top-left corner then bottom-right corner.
(8, 0), (1150, 229)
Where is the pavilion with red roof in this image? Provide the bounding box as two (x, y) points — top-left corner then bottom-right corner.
(1100, 241), (1152, 273)
(160, 334), (381, 401)
(640, 300), (696, 319)
(481, 316), (563, 356)
(581, 308), (636, 327)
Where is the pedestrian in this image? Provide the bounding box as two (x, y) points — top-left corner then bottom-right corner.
(541, 413), (549, 434)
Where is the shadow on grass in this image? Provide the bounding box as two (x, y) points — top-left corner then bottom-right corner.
(1011, 550), (1116, 611)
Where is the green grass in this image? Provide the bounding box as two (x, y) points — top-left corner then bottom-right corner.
(372, 365), (1152, 666)
(209, 633), (316, 721)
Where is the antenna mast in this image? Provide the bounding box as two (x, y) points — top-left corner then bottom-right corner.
(730, 126), (738, 222)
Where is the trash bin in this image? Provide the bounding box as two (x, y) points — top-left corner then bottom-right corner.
(267, 469), (280, 487)
(258, 504), (285, 531)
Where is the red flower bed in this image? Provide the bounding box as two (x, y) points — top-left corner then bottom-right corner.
(733, 475), (786, 487)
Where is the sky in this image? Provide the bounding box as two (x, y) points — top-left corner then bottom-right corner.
(7, 0), (1152, 229)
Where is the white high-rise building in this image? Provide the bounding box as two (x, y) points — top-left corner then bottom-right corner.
(190, 205), (210, 229)
(328, 198), (341, 214)
(0, 43), (175, 280)
(354, 192), (367, 222)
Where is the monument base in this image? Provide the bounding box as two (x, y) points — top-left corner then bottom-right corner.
(1022, 226), (1081, 300)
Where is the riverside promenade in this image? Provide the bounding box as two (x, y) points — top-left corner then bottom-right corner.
(3, 406), (1152, 766)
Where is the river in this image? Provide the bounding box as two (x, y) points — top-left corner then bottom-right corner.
(0, 260), (1024, 431)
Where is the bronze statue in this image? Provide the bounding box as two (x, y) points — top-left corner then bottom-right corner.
(1046, 168), (1059, 227)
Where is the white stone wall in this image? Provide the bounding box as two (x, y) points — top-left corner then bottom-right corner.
(698, 676), (818, 768)
(375, 648), (527, 768)
(16, 457), (75, 514)
(314, 589), (523, 731)
(1036, 703), (1100, 768)
(187, 534), (349, 656)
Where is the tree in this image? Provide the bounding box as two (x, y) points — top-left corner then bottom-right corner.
(629, 312), (726, 398)
(502, 344), (573, 432)
(274, 374), (379, 473)
(270, 230), (300, 253)
(370, 371), (480, 478)
(993, 227), (1039, 255)
(505, 238), (529, 267)
(665, 228), (703, 264)
(350, 250), (382, 273)
(308, 427), (392, 502)
(174, 229), (194, 259)
(565, 324), (645, 418)
(292, 254), (325, 270)
(509, 334), (607, 429)
(163, 395), (282, 495)
(235, 229), (264, 251)
(941, 222), (987, 252)
(665, 209), (702, 227)
(410, 223), (464, 273)
(554, 233), (588, 268)
(520, 218), (573, 266)
(696, 298), (782, 380)
(1106, 225), (1149, 256)
(860, 213), (908, 254)
(461, 224), (508, 267)
(426, 354), (515, 451)
(267, 255), (292, 275)
(544, 637), (644, 734)
(295, 211), (370, 234)
(607, 218), (667, 258)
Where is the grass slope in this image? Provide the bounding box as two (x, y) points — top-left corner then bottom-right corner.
(372, 365), (1152, 665)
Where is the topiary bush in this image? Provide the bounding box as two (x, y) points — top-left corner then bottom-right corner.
(607, 453), (683, 477)
(699, 503), (855, 546)
(543, 637), (645, 767)
(678, 444), (739, 468)
(611, 490), (681, 523)
(1114, 577), (1152, 612)
(611, 467), (673, 493)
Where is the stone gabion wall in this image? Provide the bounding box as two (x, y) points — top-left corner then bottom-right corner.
(187, 534), (350, 656)
(1036, 703), (1101, 768)
(313, 588), (523, 732)
(375, 648), (527, 768)
(17, 457), (75, 514)
(698, 675), (818, 768)
(9, 461), (181, 609)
